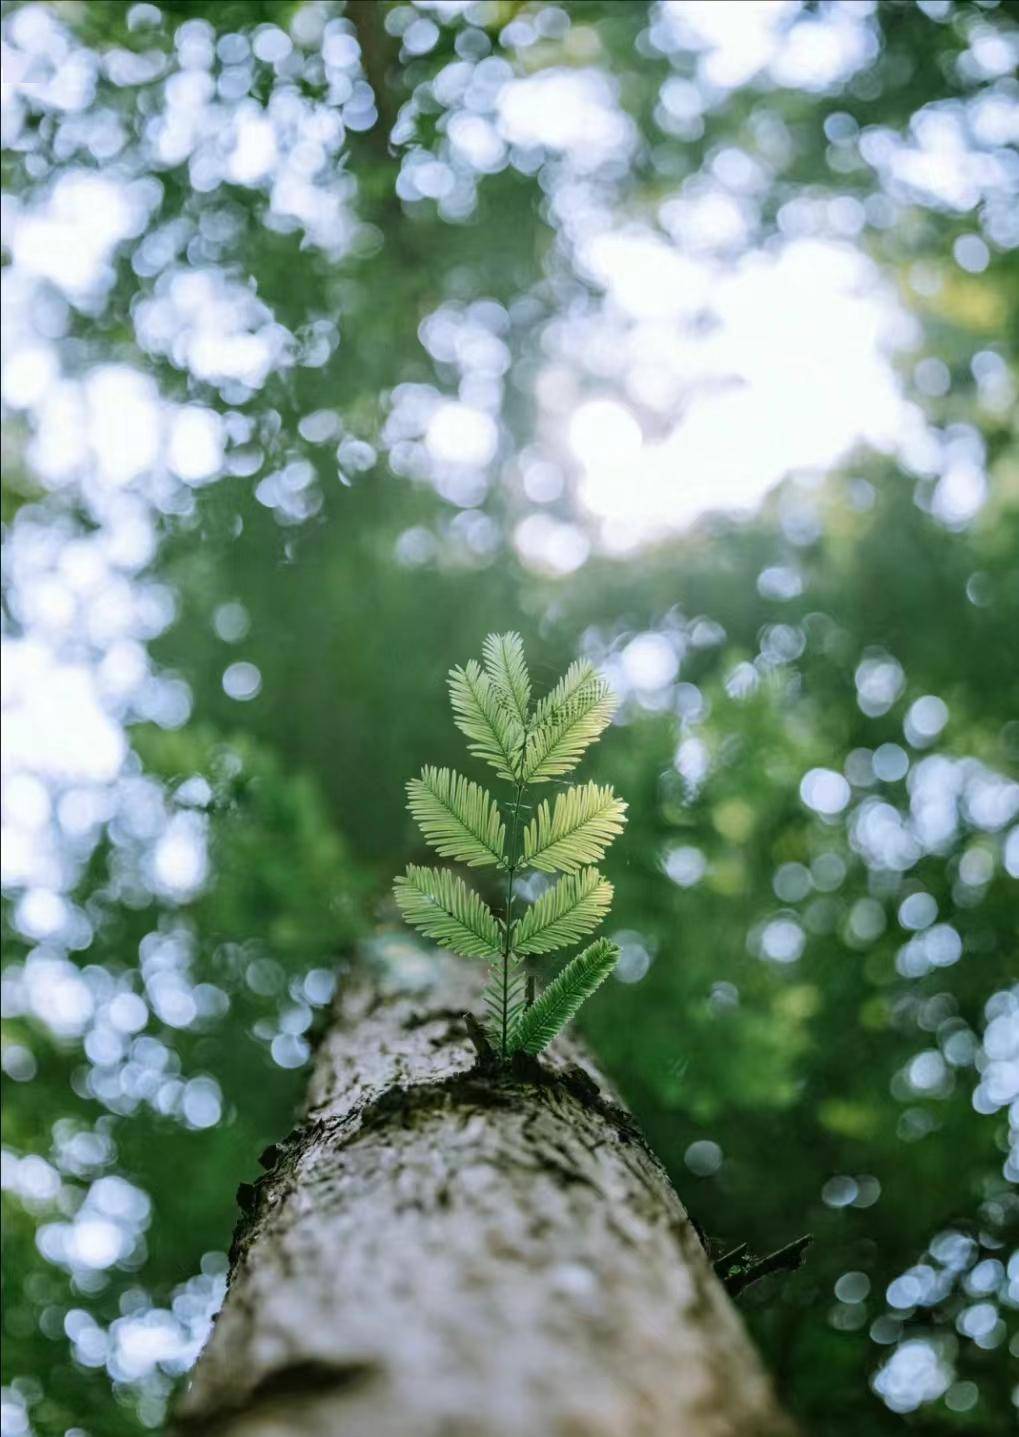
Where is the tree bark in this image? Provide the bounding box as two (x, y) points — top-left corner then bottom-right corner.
(175, 953), (795, 1437)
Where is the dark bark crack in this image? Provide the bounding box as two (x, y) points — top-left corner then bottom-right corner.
(173, 1358), (382, 1435)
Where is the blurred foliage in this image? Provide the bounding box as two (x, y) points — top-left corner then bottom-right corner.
(2, 2), (1018, 1436)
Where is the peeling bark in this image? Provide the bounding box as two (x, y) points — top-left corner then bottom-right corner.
(175, 954), (794, 1437)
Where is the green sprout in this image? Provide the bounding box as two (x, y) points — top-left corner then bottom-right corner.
(393, 634), (626, 1061)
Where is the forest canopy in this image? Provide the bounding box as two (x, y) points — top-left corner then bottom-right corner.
(1, 2), (1017, 1435)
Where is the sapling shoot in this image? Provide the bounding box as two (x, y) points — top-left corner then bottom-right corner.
(393, 633), (626, 1060)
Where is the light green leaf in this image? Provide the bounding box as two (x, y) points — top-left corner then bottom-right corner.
(509, 938), (620, 1055)
(522, 782), (627, 874)
(392, 865), (502, 958)
(521, 664), (616, 783)
(534, 659), (598, 724)
(514, 867), (613, 955)
(448, 660), (524, 781)
(406, 767), (505, 868)
(483, 631), (531, 730)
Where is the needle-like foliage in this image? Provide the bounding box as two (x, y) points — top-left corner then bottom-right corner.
(406, 767), (506, 869)
(394, 634), (626, 1059)
(514, 868), (613, 956)
(448, 660), (524, 781)
(523, 783), (628, 874)
(520, 664), (615, 783)
(482, 631), (531, 730)
(510, 939), (621, 1056)
(393, 864), (502, 959)
(484, 963), (527, 1049)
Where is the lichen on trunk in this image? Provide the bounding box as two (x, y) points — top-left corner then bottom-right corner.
(174, 952), (794, 1437)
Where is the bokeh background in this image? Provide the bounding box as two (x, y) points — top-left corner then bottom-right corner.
(2, 1), (1018, 1433)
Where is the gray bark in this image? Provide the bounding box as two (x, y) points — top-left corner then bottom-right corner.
(175, 953), (794, 1437)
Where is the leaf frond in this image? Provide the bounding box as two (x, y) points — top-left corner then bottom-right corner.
(521, 664), (616, 783)
(522, 782), (627, 874)
(396, 636), (627, 1062)
(448, 660), (524, 781)
(392, 865), (501, 958)
(533, 659), (597, 725)
(406, 767), (505, 869)
(483, 632), (531, 730)
(508, 938), (620, 1055)
(513, 868), (613, 955)
(483, 962), (527, 1052)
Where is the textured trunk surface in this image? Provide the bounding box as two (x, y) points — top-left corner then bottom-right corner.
(176, 954), (794, 1437)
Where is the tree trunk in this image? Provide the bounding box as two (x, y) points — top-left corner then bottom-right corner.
(175, 954), (794, 1437)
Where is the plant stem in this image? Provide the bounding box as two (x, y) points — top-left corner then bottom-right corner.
(500, 778), (525, 1060)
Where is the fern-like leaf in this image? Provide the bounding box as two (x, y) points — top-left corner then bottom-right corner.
(521, 664), (616, 783)
(483, 962), (527, 1052)
(509, 938), (620, 1055)
(392, 865), (502, 958)
(483, 631), (531, 730)
(514, 868), (613, 955)
(534, 659), (597, 724)
(396, 635), (628, 1062)
(406, 767), (505, 869)
(522, 782), (627, 874)
(448, 660), (524, 781)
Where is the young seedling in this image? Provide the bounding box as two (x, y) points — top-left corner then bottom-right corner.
(393, 634), (626, 1061)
